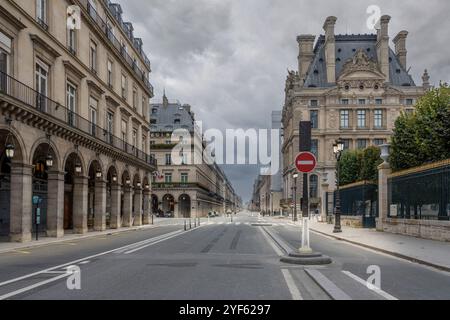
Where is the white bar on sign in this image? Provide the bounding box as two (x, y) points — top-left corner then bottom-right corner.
(298, 161), (314, 165)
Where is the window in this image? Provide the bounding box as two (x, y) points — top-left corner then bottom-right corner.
(107, 60), (113, 87)
(375, 99), (383, 105)
(340, 110), (350, 129)
(357, 139), (368, 149)
(121, 120), (128, 144)
(406, 99), (414, 106)
(36, 0), (47, 27)
(341, 99), (349, 105)
(164, 173), (172, 183)
(132, 87), (137, 109)
(132, 129), (137, 147)
(165, 154), (172, 165)
(106, 112), (114, 143)
(142, 97), (147, 118)
(357, 110), (366, 128)
(309, 175), (318, 198)
(374, 109), (383, 128)
(165, 140), (172, 145)
(121, 74), (127, 98)
(358, 99), (366, 105)
(342, 139), (351, 150)
(174, 119), (181, 125)
(310, 100), (318, 107)
(405, 109), (414, 115)
(90, 41), (97, 73)
(374, 139), (386, 146)
(181, 173), (188, 184)
(152, 108), (158, 114)
(0, 31), (11, 76)
(88, 0), (97, 19)
(310, 111), (318, 129)
(68, 29), (76, 54)
(311, 140), (318, 158)
(35, 61), (48, 111)
(89, 96), (98, 136)
(66, 83), (77, 126)
(150, 140), (155, 145)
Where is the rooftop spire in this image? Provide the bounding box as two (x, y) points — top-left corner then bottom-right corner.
(163, 89), (169, 108)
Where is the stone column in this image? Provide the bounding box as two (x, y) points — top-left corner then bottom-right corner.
(142, 190), (151, 224)
(46, 171), (65, 238)
(94, 180), (107, 231)
(9, 164), (33, 243)
(122, 186), (133, 227)
(377, 162), (392, 232)
(110, 184), (121, 229)
(133, 187), (143, 226)
(73, 176), (88, 234)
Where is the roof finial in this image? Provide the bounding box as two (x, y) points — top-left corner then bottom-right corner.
(422, 69), (430, 90)
(163, 88), (169, 108)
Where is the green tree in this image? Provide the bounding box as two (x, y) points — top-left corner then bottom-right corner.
(391, 83), (450, 171)
(359, 146), (382, 181)
(338, 150), (362, 186)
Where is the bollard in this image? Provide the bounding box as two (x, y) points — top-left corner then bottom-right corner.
(184, 220), (187, 231)
(151, 214), (154, 225)
(190, 219), (192, 229)
(198, 217), (201, 226)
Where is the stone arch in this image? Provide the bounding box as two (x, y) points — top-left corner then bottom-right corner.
(179, 194), (191, 218)
(0, 126), (27, 164)
(162, 194), (175, 215)
(29, 137), (61, 171)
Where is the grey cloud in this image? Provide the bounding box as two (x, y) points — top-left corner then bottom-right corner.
(117, 0), (450, 201)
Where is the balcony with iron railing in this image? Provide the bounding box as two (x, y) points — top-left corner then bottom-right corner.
(78, 0), (153, 94)
(0, 71), (157, 168)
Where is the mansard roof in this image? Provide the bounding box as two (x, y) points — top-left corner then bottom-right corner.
(304, 34), (416, 88)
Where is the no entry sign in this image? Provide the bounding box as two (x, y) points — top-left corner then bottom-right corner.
(295, 152), (317, 173)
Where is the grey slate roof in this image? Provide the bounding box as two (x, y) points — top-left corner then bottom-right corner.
(304, 34), (416, 88)
(150, 102), (195, 133)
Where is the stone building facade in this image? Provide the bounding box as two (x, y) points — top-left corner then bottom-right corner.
(0, 0), (157, 242)
(149, 95), (239, 218)
(282, 15), (429, 217)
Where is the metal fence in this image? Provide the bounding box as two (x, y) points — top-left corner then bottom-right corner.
(334, 182), (378, 217)
(0, 71), (157, 167)
(388, 160), (450, 221)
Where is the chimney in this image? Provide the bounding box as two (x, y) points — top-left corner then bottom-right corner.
(393, 30), (408, 70)
(422, 69), (430, 90)
(297, 35), (316, 83)
(376, 15), (391, 82)
(323, 16), (337, 84)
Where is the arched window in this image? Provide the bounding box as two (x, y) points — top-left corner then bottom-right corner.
(309, 175), (318, 198)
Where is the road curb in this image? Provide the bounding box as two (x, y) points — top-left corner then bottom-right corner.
(0, 224), (159, 254)
(310, 228), (450, 273)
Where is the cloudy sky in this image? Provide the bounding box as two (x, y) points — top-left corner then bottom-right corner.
(117, 0), (450, 202)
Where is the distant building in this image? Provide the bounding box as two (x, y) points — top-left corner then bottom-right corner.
(150, 94), (238, 217)
(282, 15), (428, 216)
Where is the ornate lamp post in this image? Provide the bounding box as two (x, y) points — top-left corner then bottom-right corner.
(333, 139), (345, 233)
(4, 117), (15, 160)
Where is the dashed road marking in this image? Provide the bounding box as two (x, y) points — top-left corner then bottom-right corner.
(281, 269), (304, 300)
(342, 271), (398, 300)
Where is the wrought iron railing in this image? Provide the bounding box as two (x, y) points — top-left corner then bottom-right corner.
(0, 71), (157, 167)
(334, 182), (378, 217)
(388, 161), (450, 221)
(79, 0), (153, 93)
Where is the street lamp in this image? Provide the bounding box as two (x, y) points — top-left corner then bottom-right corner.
(293, 173), (299, 222)
(96, 168), (102, 179)
(271, 191), (274, 216)
(45, 134), (53, 169)
(4, 118), (15, 160)
(112, 174), (118, 183)
(333, 139), (345, 233)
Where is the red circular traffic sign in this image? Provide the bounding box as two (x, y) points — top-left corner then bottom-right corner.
(295, 152), (317, 173)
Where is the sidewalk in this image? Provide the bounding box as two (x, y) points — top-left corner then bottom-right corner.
(0, 224), (159, 254)
(264, 216), (450, 272)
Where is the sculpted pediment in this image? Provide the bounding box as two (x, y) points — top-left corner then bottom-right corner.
(338, 49), (386, 83)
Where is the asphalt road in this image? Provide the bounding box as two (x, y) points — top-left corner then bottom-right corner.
(0, 211), (448, 300)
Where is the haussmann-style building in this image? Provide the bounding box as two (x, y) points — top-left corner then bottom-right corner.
(0, 0), (158, 242)
(149, 94), (239, 218)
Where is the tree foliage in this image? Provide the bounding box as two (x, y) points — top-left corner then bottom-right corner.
(391, 84), (450, 171)
(338, 146), (382, 186)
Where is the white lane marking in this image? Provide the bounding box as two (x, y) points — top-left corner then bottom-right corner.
(305, 269), (352, 300)
(259, 227), (284, 256)
(0, 228), (187, 289)
(235, 222), (241, 226)
(281, 269), (304, 300)
(124, 230), (185, 254)
(342, 271), (398, 301)
(0, 273), (69, 300)
(79, 261), (90, 265)
(114, 230), (182, 254)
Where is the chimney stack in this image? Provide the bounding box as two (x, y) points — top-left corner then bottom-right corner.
(297, 35), (316, 84)
(323, 16), (337, 84)
(376, 15), (391, 82)
(393, 30), (408, 70)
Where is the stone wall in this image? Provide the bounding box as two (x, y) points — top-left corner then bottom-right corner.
(378, 218), (450, 242)
(328, 215), (363, 228)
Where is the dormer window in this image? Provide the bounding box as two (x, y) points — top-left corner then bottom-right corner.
(174, 119), (181, 125)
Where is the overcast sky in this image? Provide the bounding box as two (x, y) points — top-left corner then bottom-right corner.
(116, 0), (450, 202)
